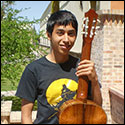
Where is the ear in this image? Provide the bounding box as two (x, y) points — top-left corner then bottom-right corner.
(46, 32), (51, 41)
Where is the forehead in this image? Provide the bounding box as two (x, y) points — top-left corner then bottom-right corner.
(53, 23), (75, 31)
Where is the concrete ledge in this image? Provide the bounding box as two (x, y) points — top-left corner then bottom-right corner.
(10, 111), (37, 124)
(109, 84), (124, 124)
(1, 101), (12, 124)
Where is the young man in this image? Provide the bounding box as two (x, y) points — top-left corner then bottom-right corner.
(16, 10), (102, 124)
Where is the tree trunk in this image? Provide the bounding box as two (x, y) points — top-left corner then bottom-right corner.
(51, 1), (59, 14)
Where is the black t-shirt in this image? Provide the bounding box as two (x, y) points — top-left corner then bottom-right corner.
(16, 55), (91, 124)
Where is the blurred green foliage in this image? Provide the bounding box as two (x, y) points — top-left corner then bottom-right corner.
(1, 2), (48, 91)
(2, 96), (37, 111)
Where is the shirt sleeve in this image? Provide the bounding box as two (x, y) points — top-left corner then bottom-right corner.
(15, 65), (38, 103)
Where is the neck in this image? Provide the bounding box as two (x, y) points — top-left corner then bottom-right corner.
(46, 51), (69, 64)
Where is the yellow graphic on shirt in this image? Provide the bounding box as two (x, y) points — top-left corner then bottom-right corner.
(46, 78), (78, 109)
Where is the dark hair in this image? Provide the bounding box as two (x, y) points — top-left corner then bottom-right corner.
(46, 10), (78, 35)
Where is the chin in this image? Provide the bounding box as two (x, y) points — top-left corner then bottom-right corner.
(60, 50), (69, 56)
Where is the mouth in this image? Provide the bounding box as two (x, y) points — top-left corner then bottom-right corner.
(59, 44), (71, 50)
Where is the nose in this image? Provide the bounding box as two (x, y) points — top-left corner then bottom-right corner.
(63, 33), (69, 43)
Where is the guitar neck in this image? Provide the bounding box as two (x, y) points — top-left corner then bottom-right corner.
(81, 39), (92, 60)
(76, 9), (98, 102)
(76, 42), (92, 101)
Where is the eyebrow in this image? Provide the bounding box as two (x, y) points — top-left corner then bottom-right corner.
(56, 29), (76, 32)
(56, 29), (64, 31)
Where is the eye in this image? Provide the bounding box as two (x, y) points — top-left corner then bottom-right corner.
(68, 31), (76, 37)
(57, 31), (64, 36)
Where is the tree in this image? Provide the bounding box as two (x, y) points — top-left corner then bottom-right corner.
(79, 1), (98, 11)
(1, 1), (15, 20)
(51, 1), (59, 14)
(1, 2), (42, 90)
(90, 1), (97, 10)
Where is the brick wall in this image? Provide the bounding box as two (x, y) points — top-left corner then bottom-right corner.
(91, 9), (124, 124)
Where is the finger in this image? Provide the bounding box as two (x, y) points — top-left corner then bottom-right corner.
(76, 68), (93, 76)
(77, 63), (93, 70)
(77, 62), (95, 71)
(77, 66), (93, 73)
(78, 59), (92, 65)
(76, 70), (91, 77)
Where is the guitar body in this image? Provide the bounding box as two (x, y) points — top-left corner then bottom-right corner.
(58, 99), (107, 124)
(58, 9), (107, 124)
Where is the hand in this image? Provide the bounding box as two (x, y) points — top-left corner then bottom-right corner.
(75, 60), (98, 82)
(76, 60), (102, 105)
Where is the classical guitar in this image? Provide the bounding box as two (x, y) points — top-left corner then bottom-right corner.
(58, 9), (107, 124)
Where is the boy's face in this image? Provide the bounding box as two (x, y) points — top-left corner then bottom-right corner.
(47, 23), (77, 56)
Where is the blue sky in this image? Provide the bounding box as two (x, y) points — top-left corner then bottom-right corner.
(12, 1), (51, 32)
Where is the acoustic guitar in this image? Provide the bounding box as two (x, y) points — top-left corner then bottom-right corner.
(58, 9), (107, 124)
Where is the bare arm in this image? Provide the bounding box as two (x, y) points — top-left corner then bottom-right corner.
(21, 99), (34, 124)
(90, 75), (102, 106)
